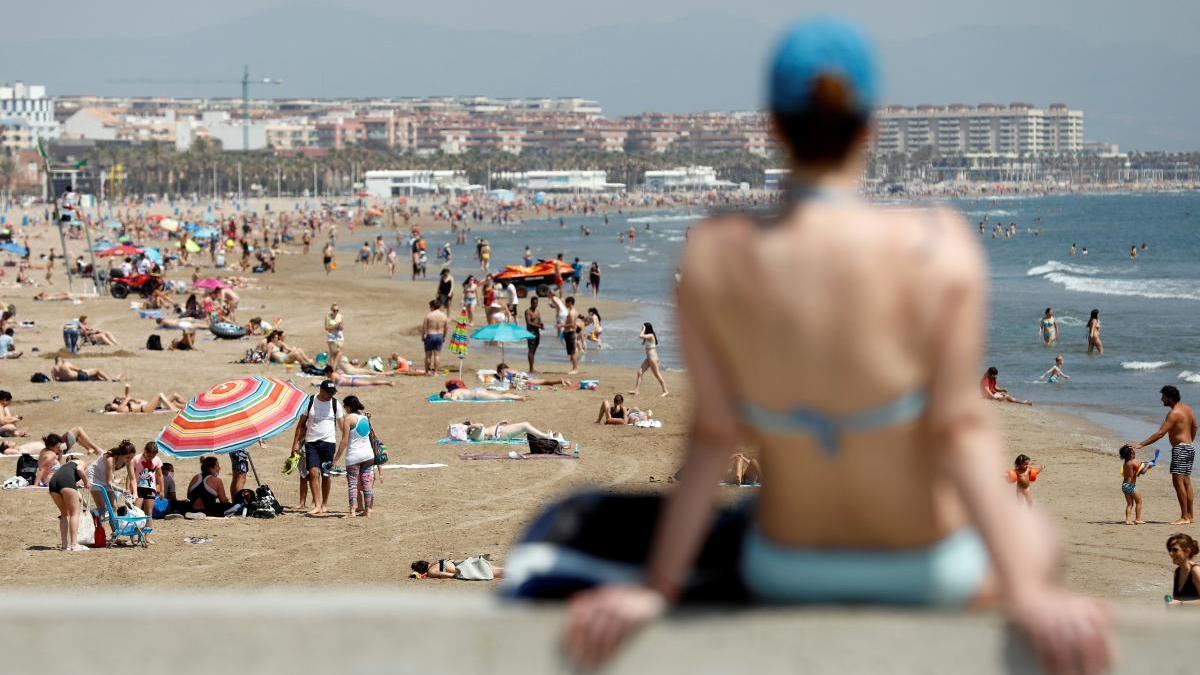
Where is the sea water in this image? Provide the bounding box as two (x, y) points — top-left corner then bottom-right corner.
(391, 192), (1200, 440)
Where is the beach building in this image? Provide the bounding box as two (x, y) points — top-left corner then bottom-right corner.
(492, 170), (623, 192)
(0, 82), (58, 149)
(764, 169), (790, 190)
(364, 170), (471, 197)
(873, 103), (1083, 157)
(643, 166), (734, 192)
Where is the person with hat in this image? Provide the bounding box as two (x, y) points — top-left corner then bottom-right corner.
(289, 378), (345, 516)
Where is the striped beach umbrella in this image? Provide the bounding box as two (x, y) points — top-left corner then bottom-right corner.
(156, 376), (309, 459)
(448, 308), (470, 377)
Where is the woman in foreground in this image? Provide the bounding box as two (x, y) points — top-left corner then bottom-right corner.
(559, 19), (1111, 675)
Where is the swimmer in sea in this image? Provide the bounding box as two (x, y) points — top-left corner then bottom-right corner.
(1130, 246), (1137, 261)
(1038, 355), (1070, 384)
(1086, 309), (1103, 355)
(1038, 307), (1059, 346)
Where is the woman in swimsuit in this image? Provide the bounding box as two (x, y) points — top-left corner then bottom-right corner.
(1166, 533), (1200, 605)
(185, 456), (231, 517)
(464, 420), (561, 442)
(586, 308), (604, 349)
(630, 323), (669, 397)
(463, 276), (479, 325)
(103, 383), (188, 413)
(264, 331), (315, 367)
(325, 303), (345, 365)
(87, 440), (136, 508)
(1037, 307), (1058, 346)
(1086, 309), (1103, 355)
(439, 383), (525, 402)
(559, 19), (1111, 672)
(48, 458), (93, 551)
(596, 393), (651, 426)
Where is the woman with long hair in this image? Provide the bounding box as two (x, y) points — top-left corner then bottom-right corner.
(630, 322), (668, 397)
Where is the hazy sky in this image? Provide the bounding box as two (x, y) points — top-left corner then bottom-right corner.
(8, 0), (1198, 46)
(4, 1), (1198, 148)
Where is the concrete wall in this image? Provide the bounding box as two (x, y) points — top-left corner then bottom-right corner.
(0, 590), (1189, 674)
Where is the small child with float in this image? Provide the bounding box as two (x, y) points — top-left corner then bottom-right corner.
(1120, 444), (1159, 525)
(1006, 454), (1043, 506)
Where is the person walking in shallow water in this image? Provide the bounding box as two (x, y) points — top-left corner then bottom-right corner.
(1129, 385), (1197, 525)
(1086, 309), (1103, 355)
(1037, 307), (1059, 346)
(630, 322), (668, 397)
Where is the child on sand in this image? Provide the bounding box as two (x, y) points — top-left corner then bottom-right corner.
(1008, 454), (1042, 506)
(1120, 445), (1148, 525)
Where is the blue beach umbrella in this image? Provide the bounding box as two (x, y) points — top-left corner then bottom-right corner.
(470, 323), (535, 362)
(143, 248), (163, 264)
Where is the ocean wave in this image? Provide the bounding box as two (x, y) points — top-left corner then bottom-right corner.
(1056, 316), (1085, 327)
(1179, 371), (1200, 384)
(666, 236), (685, 242)
(1041, 273), (1200, 301)
(627, 256), (648, 263)
(1026, 260), (1104, 277)
(1121, 361), (1172, 371)
(636, 214), (701, 224)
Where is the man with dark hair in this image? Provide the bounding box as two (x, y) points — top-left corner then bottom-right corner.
(421, 299), (449, 375)
(1130, 385), (1197, 524)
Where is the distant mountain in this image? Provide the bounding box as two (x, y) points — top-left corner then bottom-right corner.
(3, 6), (1196, 149)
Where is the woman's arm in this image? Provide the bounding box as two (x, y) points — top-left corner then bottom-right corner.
(211, 476), (230, 504)
(926, 229), (1111, 674)
(154, 466), (164, 496)
(333, 415), (351, 465)
(123, 460), (135, 494)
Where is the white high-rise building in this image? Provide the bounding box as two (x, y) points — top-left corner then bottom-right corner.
(873, 103), (1082, 157)
(0, 82), (58, 148)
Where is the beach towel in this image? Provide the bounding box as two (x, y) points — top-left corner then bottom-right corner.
(457, 452), (577, 461)
(719, 482), (761, 488)
(437, 436), (527, 446)
(427, 394), (514, 404)
(454, 556), (496, 581)
(381, 463), (447, 470)
(92, 408), (174, 415)
(634, 419), (663, 428)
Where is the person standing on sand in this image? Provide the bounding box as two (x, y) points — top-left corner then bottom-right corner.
(525, 296), (544, 373)
(289, 379), (345, 516)
(1086, 309), (1103, 355)
(322, 241), (335, 275)
(1129, 385), (1197, 525)
(421, 299), (450, 375)
(1119, 445), (1147, 525)
(563, 297), (580, 375)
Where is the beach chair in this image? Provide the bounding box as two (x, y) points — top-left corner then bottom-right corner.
(95, 485), (152, 548)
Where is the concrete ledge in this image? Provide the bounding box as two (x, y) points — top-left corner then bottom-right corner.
(0, 590), (1189, 673)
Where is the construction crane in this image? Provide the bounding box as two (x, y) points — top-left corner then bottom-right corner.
(108, 66), (283, 151)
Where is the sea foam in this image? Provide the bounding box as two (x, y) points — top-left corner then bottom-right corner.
(1121, 361), (1172, 371)
(1041, 273), (1200, 301)
(1026, 260), (1103, 277)
(1179, 371), (1200, 384)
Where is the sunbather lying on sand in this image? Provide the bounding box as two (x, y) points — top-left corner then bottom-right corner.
(439, 386), (525, 402)
(317, 365), (393, 388)
(493, 362), (572, 388)
(52, 357), (119, 382)
(410, 558), (504, 580)
(103, 383), (188, 413)
(450, 420), (562, 442)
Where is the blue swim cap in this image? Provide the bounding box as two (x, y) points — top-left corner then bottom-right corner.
(768, 18), (879, 116)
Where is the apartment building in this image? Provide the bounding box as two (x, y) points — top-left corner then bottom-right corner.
(874, 103), (1083, 157)
(0, 82), (58, 148)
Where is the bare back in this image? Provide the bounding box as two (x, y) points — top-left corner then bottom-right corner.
(1164, 403), (1197, 446)
(678, 197), (987, 547)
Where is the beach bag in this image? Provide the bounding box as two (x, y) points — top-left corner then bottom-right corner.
(146, 334), (163, 351)
(454, 556), (495, 581)
(369, 421), (388, 466)
(255, 484), (283, 516)
(152, 495), (170, 519)
(527, 434), (562, 455)
(301, 364), (324, 376)
(30, 372), (49, 383)
(447, 423), (470, 442)
(16, 453), (38, 484)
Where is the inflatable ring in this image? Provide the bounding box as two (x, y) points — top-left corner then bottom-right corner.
(210, 321), (247, 340)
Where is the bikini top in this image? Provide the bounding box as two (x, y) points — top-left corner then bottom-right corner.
(739, 391), (928, 458)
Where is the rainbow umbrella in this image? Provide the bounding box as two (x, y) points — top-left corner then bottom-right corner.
(156, 376), (308, 460)
(448, 308), (470, 376)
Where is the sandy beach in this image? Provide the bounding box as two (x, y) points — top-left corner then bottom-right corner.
(0, 206), (1189, 604)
